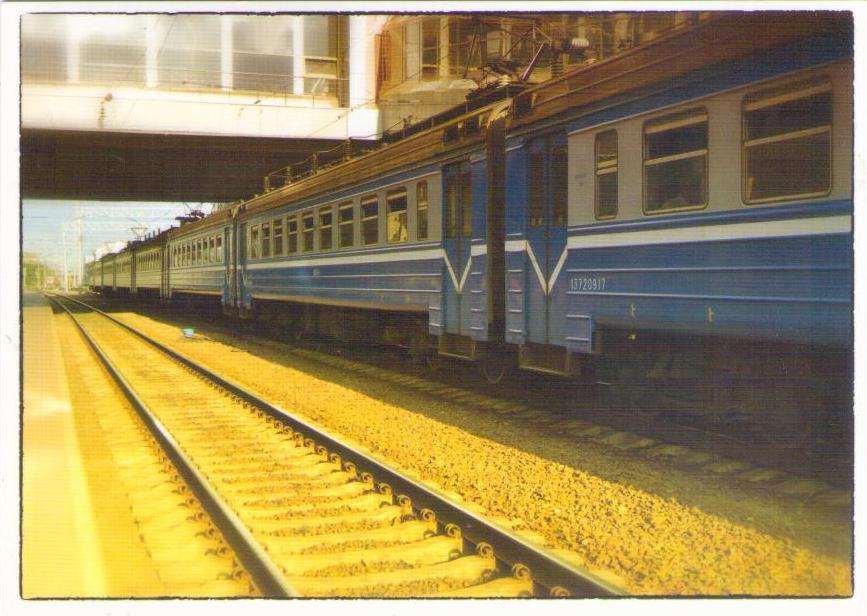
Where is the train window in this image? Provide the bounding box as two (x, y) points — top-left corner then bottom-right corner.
(462, 166), (472, 237)
(319, 207), (334, 251)
(551, 144), (568, 226)
(287, 216), (298, 254)
(216, 236), (223, 262)
(595, 130), (618, 219)
(528, 149), (545, 227)
(386, 189), (408, 243)
(302, 212), (315, 252)
(643, 108), (708, 213)
(250, 225), (260, 259)
(261, 223), (271, 258)
(361, 196), (379, 245)
(743, 78), (832, 203)
(444, 162), (472, 238)
(416, 181), (429, 240)
(209, 237), (216, 262)
(196, 240), (202, 264)
(338, 202), (354, 248)
(445, 173), (458, 238)
(273, 219), (284, 255)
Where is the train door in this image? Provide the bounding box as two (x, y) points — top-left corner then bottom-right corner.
(236, 221), (252, 314)
(441, 161), (473, 342)
(221, 225), (233, 311)
(524, 134), (568, 344)
(161, 245), (170, 299)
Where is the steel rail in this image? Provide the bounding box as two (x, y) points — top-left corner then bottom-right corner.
(48, 294), (298, 598)
(54, 293), (624, 598)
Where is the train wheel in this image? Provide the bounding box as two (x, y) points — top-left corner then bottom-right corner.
(425, 353), (444, 373)
(478, 350), (513, 385)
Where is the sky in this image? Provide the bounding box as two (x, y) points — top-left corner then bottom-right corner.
(21, 199), (215, 277)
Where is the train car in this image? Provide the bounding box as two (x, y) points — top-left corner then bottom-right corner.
(131, 231), (170, 298)
(216, 12), (851, 391)
(99, 252), (116, 294)
(84, 259), (101, 291)
(114, 250), (133, 296)
(166, 208), (232, 303)
(500, 12), (853, 383)
(486, 12), (852, 429)
(225, 94), (512, 361)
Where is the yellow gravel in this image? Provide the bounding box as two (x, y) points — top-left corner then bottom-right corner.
(111, 310), (852, 596)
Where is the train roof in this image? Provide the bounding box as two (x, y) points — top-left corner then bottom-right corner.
(169, 11), (850, 228)
(166, 206), (233, 239)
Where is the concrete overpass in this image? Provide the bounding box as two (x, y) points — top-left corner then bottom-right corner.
(20, 13), (387, 203)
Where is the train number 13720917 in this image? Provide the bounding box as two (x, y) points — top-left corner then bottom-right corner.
(570, 277), (607, 292)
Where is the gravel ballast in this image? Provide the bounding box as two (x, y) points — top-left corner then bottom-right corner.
(108, 309), (852, 596)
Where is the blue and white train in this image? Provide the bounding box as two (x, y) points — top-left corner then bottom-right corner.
(91, 12), (853, 417)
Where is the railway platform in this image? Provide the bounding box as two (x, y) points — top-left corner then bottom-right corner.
(22, 293), (106, 597)
(21, 293), (164, 598)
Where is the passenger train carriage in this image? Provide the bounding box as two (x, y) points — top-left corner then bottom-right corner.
(93, 13), (852, 419)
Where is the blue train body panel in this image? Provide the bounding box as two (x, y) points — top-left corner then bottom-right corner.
(548, 200), (852, 351)
(170, 265), (224, 297)
(243, 245), (441, 312)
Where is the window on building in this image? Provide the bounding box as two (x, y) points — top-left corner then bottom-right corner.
(338, 202), (354, 248)
(743, 78), (832, 204)
(302, 212), (315, 252)
(21, 14), (68, 83)
(261, 222), (271, 258)
(319, 207), (333, 250)
(361, 196), (379, 245)
(74, 14), (148, 85)
(250, 225), (260, 259)
(644, 108), (708, 213)
(386, 189), (408, 243)
(273, 218), (284, 255)
(233, 16), (293, 93)
(303, 15), (343, 96)
(287, 216), (298, 253)
(421, 17), (440, 81)
(157, 15), (222, 90)
(595, 130), (618, 219)
(448, 19), (481, 76)
(417, 181), (429, 240)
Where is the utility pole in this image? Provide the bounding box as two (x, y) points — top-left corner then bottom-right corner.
(62, 229), (68, 292)
(75, 202), (83, 288)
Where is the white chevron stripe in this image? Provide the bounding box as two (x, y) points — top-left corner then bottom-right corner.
(458, 256), (473, 291)
(547, 247), (570, 294)
(524, 242), (547, 294)
(443, 253), (460, 291)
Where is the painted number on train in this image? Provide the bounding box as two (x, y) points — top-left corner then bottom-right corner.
(570, 277), (607, 292)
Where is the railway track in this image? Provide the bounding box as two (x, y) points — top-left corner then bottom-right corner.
(89, 295), (850, 494)
(49, 293), (622, 598)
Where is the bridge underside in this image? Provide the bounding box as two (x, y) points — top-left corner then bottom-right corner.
(21, 129), (339, 203)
